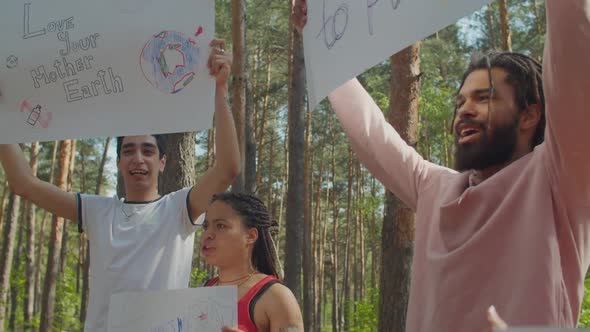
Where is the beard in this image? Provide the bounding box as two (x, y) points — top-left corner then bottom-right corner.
(454, 117), (518, 172)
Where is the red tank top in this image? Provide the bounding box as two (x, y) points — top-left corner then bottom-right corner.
(205, 275), (280, 332)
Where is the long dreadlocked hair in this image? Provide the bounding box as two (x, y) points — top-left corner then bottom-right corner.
(454, 51), (545, 148)
(210, 192), (281, 279)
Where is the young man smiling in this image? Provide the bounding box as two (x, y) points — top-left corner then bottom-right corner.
(0, 38), (240, 331)
(291, 0), (590, 331)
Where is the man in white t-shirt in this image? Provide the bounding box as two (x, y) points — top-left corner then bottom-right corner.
(0, 38), (240, 331)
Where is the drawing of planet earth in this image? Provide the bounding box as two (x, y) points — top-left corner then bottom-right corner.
(140, 31), (201, 94)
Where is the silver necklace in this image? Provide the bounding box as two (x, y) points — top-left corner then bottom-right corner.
(120, 200), (137, 220)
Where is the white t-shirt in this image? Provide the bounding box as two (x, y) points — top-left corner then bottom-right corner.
(77, 187), (197, 332)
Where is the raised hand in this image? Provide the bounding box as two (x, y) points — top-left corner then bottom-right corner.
(291, 0), (307, 36)
(208, 38), (232, 87)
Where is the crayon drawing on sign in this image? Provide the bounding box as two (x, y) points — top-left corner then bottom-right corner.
(140, 30), (203, 94)
(20, 99), (52, 128)
(108, 286), (237, 332)
(303, 0), (492, 109)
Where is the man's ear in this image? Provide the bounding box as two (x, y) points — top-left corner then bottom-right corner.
(520, 103), (541, 131)
(159, 154), (166, 173)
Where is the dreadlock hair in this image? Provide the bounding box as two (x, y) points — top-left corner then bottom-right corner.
(454, 51), (545, 148)
(210, 192), (281, 279)
(116, 134), (167, 160)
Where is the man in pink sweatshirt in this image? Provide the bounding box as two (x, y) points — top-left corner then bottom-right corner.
(293, 0), (589, 331)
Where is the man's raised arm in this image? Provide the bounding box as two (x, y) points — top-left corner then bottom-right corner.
(327, 79), (449, 211)
(0, 144), (78, 221)
(543, 0), (590, 204)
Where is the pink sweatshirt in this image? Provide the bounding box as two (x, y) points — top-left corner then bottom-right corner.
(328, 1), (590, 331)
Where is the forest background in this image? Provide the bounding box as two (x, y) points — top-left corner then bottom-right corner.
(0, 0), (587, 331)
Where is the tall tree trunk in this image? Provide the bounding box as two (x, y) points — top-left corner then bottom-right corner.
(159, 133), (196, 195)
(80, 234), (91, 324)
(357, 164), (366, 300)
(0, 190), (21, 331)
(9, 203), (25, 331)
(320, 183), (331, 328)
(255, 53), (273, 186)
(275, 131), (289, 270)
(95, 137), (111, 196)
(370, 177), (379, 291)
(498, 0), (512, 51)
(302, 108), (314, 331)
(266, 125), (276, 213)
(532, 0), (543, 35)
(245, 80), (257, 194)
(23, 142), (39, 330)
(340, 147), (354, 331)
(313, 145), (325, 330)
(251, 45), (261, 141)
(77, 147), (87, 294)
(330, 123), (340, 332)
(379, 44), (420, 332)
(486, 4), (497, 49)
(40, 139), (72, 332)
(309, 134), (317, 331)
(35, 141), (58, 315)
(230, 0), (247, 193)
(284, 0), (306, 303)
(0, 179), (8, 232)
(78, 148), (88, 320)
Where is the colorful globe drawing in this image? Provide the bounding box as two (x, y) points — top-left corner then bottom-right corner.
(140, 31), (201, 94)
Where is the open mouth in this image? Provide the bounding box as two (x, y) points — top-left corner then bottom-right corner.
(201, 245), (216, 256)
(457, 126), (482, 144)
(129, 170), (148, 175)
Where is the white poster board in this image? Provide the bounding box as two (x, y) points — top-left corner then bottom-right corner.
(108, 286), (237, 332)
(302, 0), (492, 109)
(0, 0), (215, 144)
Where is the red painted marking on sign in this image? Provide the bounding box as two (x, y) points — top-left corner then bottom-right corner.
(20, 99), (32, 113)
(38, 112), (52, 128)
(195, 26), (203, 37)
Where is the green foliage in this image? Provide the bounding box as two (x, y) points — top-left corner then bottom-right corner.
(579, 276), (590, 327)
(189, 267), (209, 288)
(417, 24), (470, 167)
(359, 61), (391, 112)
(349, 288), (379, 332)
(53, 259), (84, 332)
(467, 1), (546, 57)
(75, 138), (114, 195)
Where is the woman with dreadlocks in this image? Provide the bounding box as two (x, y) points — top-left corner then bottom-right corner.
(200, 192), (303, 332)
(292, 0), (589, 331)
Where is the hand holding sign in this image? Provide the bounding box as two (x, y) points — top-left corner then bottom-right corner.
(208, 38), (232, 87)
(291, 0), (308, 36)
(300, 0), (493, 109)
